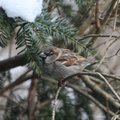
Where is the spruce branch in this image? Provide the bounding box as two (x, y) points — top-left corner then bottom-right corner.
(0, 8), (15, 47)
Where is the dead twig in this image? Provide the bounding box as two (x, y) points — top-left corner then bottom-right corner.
(42, 75), (118, 118)
(0, 70), (37, 96)
(113, 0), (119, 30)
(96, 72), (120, 102)
(95, 0), (101, 31)
(28, 76), (38, 120)
(95, 37), (118, 71)
(52, 87), (62, 120)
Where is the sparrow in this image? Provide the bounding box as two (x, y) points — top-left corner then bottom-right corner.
(40, 46), (86, 65)
(40, 46), (94, 84)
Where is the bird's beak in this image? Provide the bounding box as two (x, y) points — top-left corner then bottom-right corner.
(40, 52), (47, 59)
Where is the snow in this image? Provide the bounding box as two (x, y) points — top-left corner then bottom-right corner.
(0, 0), (43, 22)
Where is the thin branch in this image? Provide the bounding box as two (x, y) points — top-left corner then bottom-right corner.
(81, 75), (120, 108)
(95, 0), (101, 31)
(62, 71), (120, 83)
(95, 38), (118, 71)
(41, 75), (118, 117)
(67, 83), (116, 117)
(60, 72), (120, 109)
(96, 72), (120, 102)
(0, 70), (37, 96)
(28, 76), (38, 120)
(90, 0), (118, 41)
(80, 34), (119, 39)
(101, 0), (118, 28)
(99, 73), (120, 81)
(105, 48), (120, 59)
(112, 114), (120, 120)
(113, 0), (119, 30)
(52, 87), (62, 120)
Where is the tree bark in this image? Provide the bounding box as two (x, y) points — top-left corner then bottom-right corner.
(0, 53), (27, 72)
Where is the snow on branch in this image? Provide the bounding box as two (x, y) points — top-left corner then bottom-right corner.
(0, 0), (43, 22)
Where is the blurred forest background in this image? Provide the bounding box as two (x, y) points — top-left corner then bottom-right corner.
(0, 0), (120, 120)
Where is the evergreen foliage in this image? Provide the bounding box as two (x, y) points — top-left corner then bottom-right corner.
(0, 9), (15, 47)
(0, 0), (117, 119)
(0, 8), (94, 73)
(0, 0), (96, 119)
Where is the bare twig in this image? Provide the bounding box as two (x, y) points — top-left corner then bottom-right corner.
(28, 76), (38, 120)
(111, 114), (120, 120)
(67, 83), (116, 117)
(52, 87), (62, 120)
(95, 38), (118, 70)
(91, 0), (118, 41)
(0, 70), (37, 96)
(105, 48), (120, 59)
(60, 72), (120, 108)
(101, 0), (118, 28)
(113, 0), (119, 30)
(81, 75), (120, 108)
(96, 72), (120, 102)
(95, 0), (101, 31)
(84, 69), (120, 82)
(41, 75), (118, 117)
(80, 34), (119, 39)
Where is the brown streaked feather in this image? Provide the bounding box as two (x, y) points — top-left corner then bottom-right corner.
(45, 47), (86, 66)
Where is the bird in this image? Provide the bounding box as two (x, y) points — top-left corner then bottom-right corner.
(40, 46), (94, 85)
(0, 0), (43, 22)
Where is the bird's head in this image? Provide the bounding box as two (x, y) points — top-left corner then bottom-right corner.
(40, 46), (62, 64)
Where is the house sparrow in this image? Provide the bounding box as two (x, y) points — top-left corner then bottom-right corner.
(40, 46), (94, 83)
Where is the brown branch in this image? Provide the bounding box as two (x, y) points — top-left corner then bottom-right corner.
(67, 83), (116, 117)
(28, 77), (38, 120)
(95, 38), (118, 70)
(97, 72), (120, 102)
(95, 0), (101, 30)
(81, 76), (120, 109)
(0, 71), (38, 96)
(113, 0), (119, 30)
(41, 75), (117, 117)
(101, 0), (118, 28)
(0, 53), (27, 72)
(60, 72), (120, 109)
(77, 0), (114, 35)
(80, 34), (119, 39)
(62, 71), (120, 82)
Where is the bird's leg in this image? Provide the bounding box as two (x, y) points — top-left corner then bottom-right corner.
(58, 79), (66, 87)
(58, 79), (63, 87)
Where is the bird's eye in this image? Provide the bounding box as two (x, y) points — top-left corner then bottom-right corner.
(45, 51), (54, 56)
(49, 51), (54, 55)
